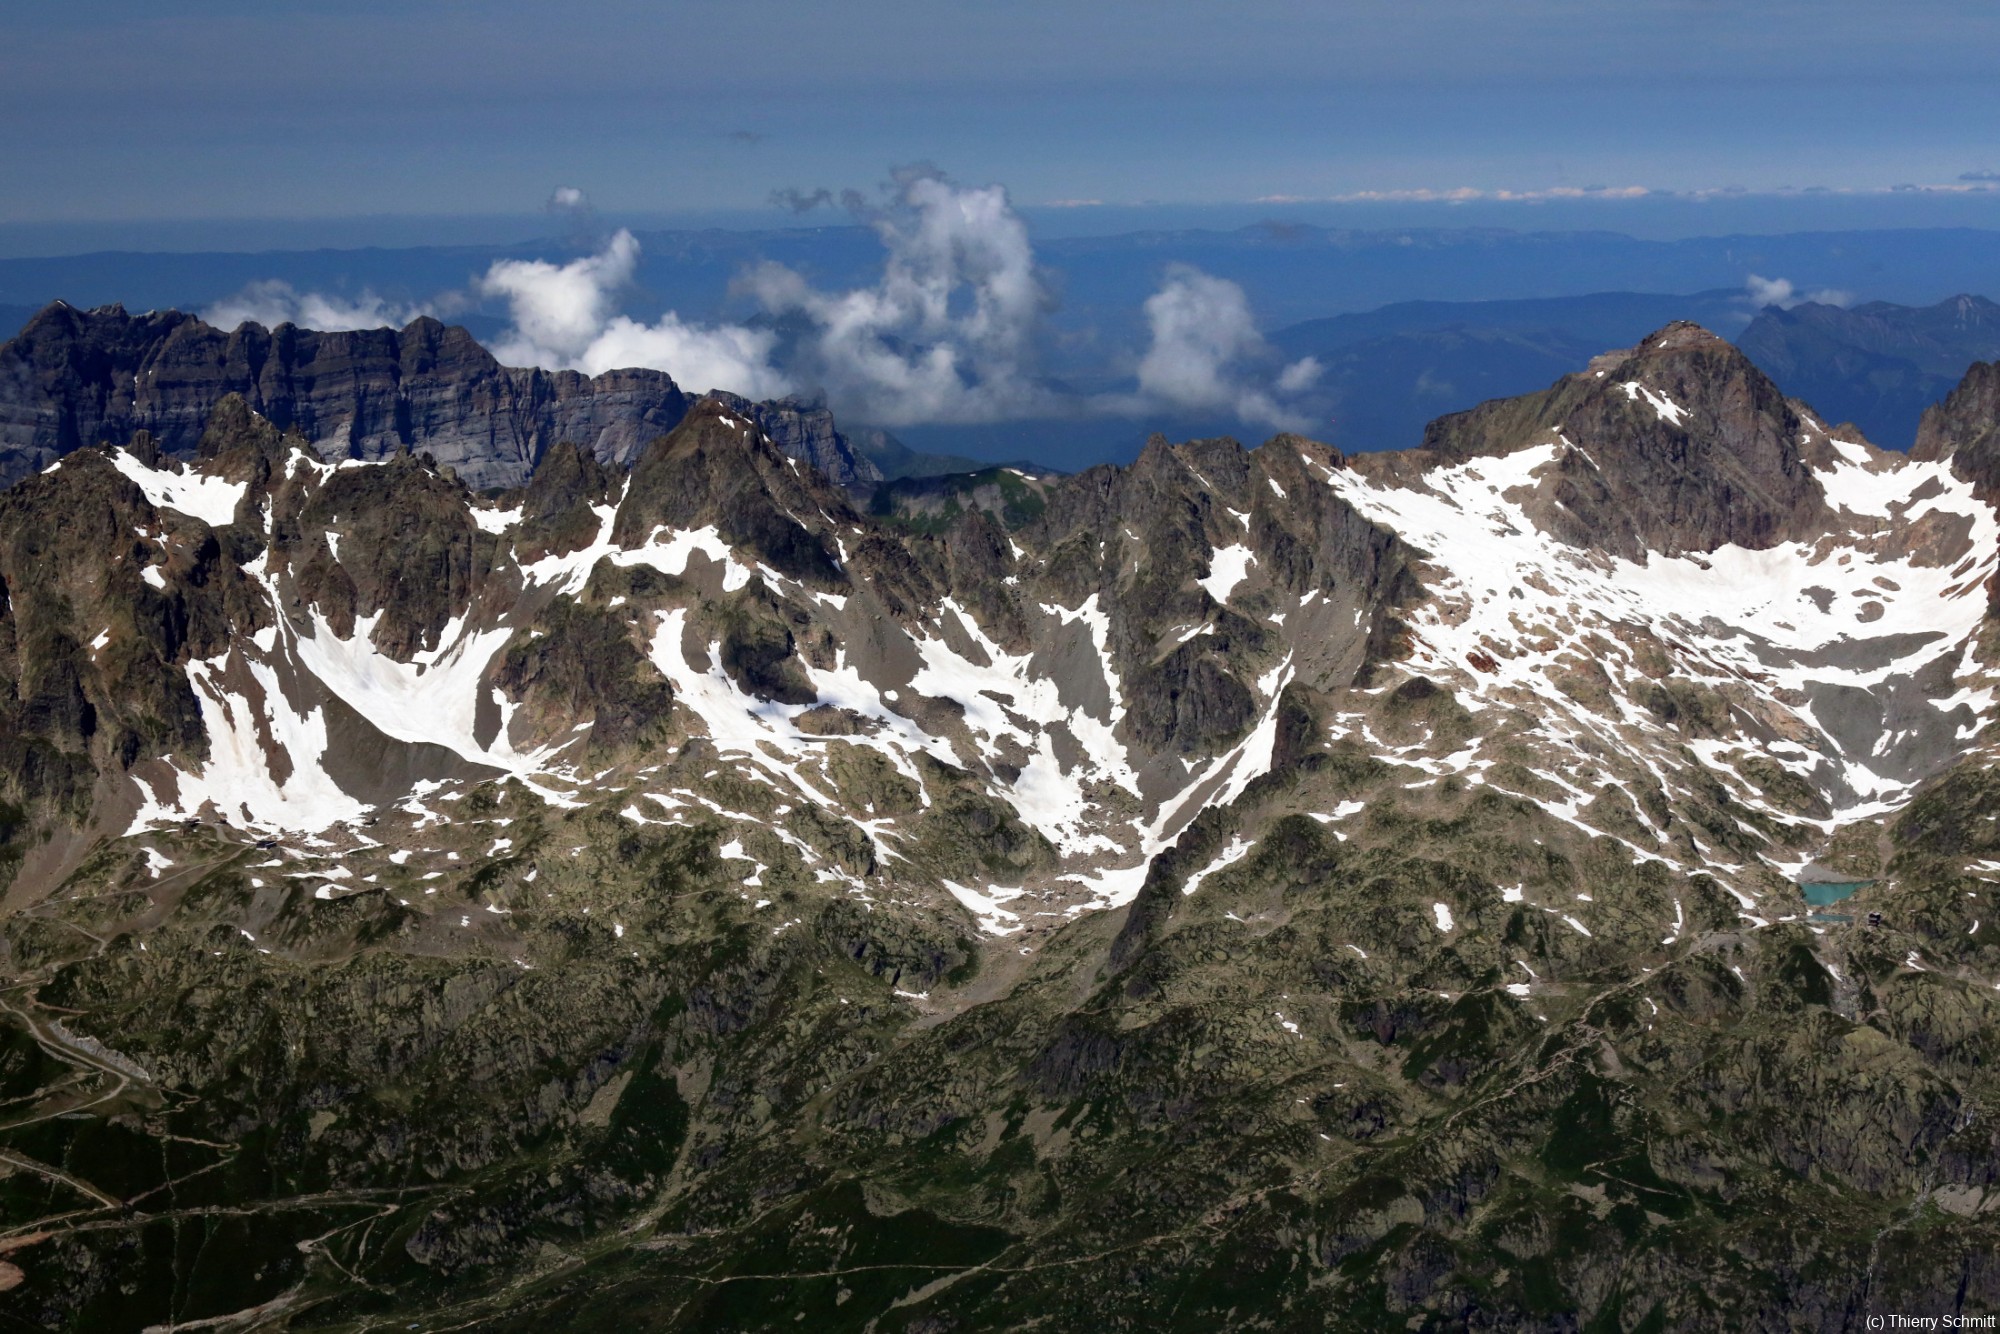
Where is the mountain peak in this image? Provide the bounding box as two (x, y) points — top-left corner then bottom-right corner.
(1414, 321), (1822, 559)
(1630, 318), (1730, 355)
(612, 394), (851, 584)
(1913, 358), (2000, 491)
(6, 296), (2000, 1328)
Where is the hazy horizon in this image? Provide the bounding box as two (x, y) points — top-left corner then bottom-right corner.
(10, 189), (2000, 261)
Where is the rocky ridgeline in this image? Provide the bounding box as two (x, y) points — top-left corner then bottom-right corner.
(0, 301), (879, 492)
(1, 325), (1999, 1328)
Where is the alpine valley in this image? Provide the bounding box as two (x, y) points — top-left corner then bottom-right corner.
(2, 303), (1999, 1331)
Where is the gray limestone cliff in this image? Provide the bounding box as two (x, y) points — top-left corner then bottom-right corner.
(0, 302), (877, 492)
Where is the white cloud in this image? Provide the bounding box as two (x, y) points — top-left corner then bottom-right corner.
(478, 230), (638, 365)
(202, 280), (428, 333)
(745, 172), (1055, 424)
(1120, 265), (1321, 432)
(570, 314), (793, 400)
(1276, 355), (1324, 394)
(197, 176), (1323, 437)
(476, 229), (792, 398)
(1745, 273), (1854, 311)
(747, 172), (1319, 435)
(1745, 273), (1796, 309)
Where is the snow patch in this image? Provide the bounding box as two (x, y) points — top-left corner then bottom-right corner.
(1181, 836), (1256, 896)
(941, 880), (1025, 935)
(1199, 544), (1257, 604)
(110, 450), (247, 527)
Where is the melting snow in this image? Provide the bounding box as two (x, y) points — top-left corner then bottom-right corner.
(1620, 381), (1687, 426)
(941, 880), (1025, 935)
(1199, 544), (1256, 604)
(1324, 436), (2000, 877)
(1181, 836), (1255, 896)
(110, 450), (247, 527)
(289, 609), (540, 773)
(130, 651), (370, 834)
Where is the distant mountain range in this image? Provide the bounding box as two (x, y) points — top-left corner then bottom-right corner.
(8, 289), (2000, 490)
(1273, 291), (2000, 452)
(16, 222), (2000, 333)
(1738, 294), (2000, 445)
(9, 221), (2000, 470)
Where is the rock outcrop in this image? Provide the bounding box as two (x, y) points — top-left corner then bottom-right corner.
(0, 302), (878, 492)
(1411, 321), (1826, 559)
(1914, 357), (2000, 494)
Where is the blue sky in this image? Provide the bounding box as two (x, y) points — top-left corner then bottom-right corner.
(5, 0), (2000, 226)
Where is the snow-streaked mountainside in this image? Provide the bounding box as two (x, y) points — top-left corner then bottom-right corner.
(6, 322), (2000, 1329)
(28, 324), (1996, 939)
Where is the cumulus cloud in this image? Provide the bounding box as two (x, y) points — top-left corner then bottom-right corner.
(202, 280), (430, 332)
(476, 229), (792, 398)
(479, 230), (639, 365)
(744, 170), (1057, 425)
(1116, 265), (1321, 432)
(1745, 274), (1854, 311)
(1744, 274), (1795, 309)
(1276, 355), (1325, 394)
(199, 174), (1322, 437)
(544, 185), (601, 246)
(743, 169), (1320, 433)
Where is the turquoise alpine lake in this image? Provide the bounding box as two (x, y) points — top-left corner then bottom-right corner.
(1801, 880), (1873, 907)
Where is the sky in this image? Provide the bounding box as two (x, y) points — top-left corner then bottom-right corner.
(8, 1), (2000, 456)
(5, 1), (2000, 227)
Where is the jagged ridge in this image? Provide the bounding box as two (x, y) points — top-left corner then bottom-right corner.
(0, 301), (879, 492)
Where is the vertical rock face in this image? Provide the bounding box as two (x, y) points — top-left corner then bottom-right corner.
(0, 303), (874, 492)
(1913, 358), (2000, 613)
(711, 390), (884, 491)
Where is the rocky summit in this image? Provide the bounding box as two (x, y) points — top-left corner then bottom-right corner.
(2, 322), (1999, 1331)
